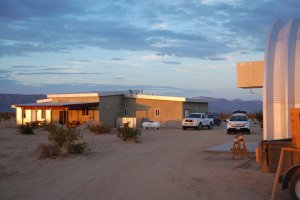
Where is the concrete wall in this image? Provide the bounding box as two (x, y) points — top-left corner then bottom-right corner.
(124, 98), (185, 128)
(99, 95), (124, 127)
(183, 102), (208, 117)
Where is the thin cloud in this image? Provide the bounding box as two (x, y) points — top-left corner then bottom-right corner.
(115, 77), (126, 80)
(16, 72), (105, 75)
(111, 58), (125, 61)
(162, 61), (182, 65)
(207, 57), (227, 61)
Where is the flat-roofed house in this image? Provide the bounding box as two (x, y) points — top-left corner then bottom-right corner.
(12, 90), (208, 128)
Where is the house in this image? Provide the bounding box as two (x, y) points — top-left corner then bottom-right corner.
(12, 90), (208, 128)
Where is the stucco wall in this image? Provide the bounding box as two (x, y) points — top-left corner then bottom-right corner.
(99, 95), (124, 127)
(124, 98), (184, 128)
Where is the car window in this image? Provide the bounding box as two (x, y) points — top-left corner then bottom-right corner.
(188, 114), (201, 118)
(230, 115), (248, 121)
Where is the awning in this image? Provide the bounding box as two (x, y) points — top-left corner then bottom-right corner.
(13, 102), (99, 110)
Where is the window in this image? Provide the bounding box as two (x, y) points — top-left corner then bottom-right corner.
(41, 110), (46, 119)
(124, 108), (129, 116)
(82, 107), (89, 116)
(155, 108), (160, 117)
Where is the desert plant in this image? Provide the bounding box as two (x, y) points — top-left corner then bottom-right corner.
(88, 124), (110, 134)
(43, 123), (57, 132)
(255, 111), (263, 127)
(37, 143), (60, 159)
(0, 112), (12, 121)
(37, 123), (91, 158)
(48, 126), (80, 148)
(117, 127), (141, 141)
(18, 124), (34, 135)
(42, 123), (89, 156)
(67, 142), (88, 154)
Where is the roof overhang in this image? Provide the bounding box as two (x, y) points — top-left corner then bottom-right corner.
(13, 102), (99, 110)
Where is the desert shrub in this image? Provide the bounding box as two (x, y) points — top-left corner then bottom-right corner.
(37, 143), (60, 159)
(67, 142), (88, 154)
(255, 111), (263, 127)
(0, 113), (12, 121)
(48, 126), (80, 148)
(18, 124), (34, 135)
(41, 124), (88, 156)
(117, 127), (141, 141)
(255, 111), (263, 122)
(88, 124), (110, 134)
(43, 123), (57, 132)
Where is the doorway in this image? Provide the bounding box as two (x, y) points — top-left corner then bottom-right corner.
(59, 111), (67, 125)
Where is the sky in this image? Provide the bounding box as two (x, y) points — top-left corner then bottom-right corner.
(0, 0), (299, 100)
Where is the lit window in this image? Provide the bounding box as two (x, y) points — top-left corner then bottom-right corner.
(155, 108), (160, 117)
(124, 108), (129, 116)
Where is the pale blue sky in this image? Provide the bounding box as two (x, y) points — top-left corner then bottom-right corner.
(0, 0), (299, 99)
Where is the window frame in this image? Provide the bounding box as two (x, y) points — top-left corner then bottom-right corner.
(124, 108), (129, 116)
(155, 108), (160, 117)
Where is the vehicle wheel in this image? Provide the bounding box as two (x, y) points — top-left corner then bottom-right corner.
(227, 131), (230, 135)
(289, 172), (300, 200)
(217, 121), (221, 126)
(208, 123), (212, 130)
(182, 126), (187, 130)
(247, 130), (251, 134)
(197, 123), (202, 130)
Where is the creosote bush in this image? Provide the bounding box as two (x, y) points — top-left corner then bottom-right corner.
(43, 123), (58, 133)
(37, 143), (60, 159)
(18, 124), (34, 135)
(48, 126), (80, 148)
(68, 142), (88, 154)
(38, 124), (89, 159)
(88, 123), (111, 134)
(255, 111), (263, 127)
(117, 126), (142, 142)
(0, 112), (12, 121)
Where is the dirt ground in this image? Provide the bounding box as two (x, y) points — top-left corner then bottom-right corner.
(0, 120), (290, 200)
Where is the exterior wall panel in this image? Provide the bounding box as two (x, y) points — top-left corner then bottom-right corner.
(99, 95), (123, 127)
(124, 97), (208, 128)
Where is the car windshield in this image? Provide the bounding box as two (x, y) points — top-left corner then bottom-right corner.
(230, 115), (248, 121)
(188, 114), (202, 118)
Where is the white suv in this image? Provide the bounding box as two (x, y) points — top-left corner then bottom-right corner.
(227, 113), (250, 134)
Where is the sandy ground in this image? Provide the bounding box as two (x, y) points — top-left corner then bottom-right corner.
(0, 120), (290, 200)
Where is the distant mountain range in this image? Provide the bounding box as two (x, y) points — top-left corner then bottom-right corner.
(0, 94), (46, 112)
(197, 96), (262, 114)
(0, 94), (262, 114)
